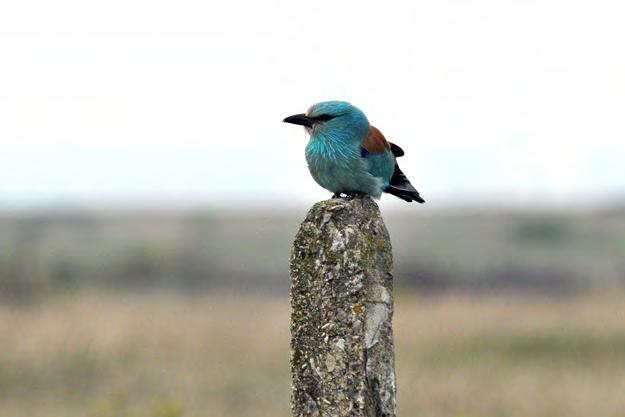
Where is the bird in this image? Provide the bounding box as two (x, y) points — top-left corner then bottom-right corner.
(283, 101), (425, 203)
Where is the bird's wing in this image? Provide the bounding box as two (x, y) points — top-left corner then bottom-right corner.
(362, 126), (425, 203)
(390, 142), (404, 157)
(361, 126), (391, 156)
(360, 126), (396, 187)
(360, 126), (405, 159)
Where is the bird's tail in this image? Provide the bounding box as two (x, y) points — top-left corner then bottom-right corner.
(384, 163), (425, 203)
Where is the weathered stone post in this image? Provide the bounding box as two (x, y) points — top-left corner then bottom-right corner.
(290, 197), (396, 417)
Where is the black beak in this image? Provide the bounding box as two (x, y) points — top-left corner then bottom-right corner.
(283, 113), (314, 128)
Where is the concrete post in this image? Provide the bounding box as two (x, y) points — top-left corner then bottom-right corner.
(289, 197), (396, 417)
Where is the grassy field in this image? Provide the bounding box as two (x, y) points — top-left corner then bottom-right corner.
(2, 209), (624, 299)
(1, 292), (625, 417)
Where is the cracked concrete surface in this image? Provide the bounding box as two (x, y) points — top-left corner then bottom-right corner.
(290, 197), (396, 417)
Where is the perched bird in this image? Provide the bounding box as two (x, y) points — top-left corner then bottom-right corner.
(283, 101), (425, 203)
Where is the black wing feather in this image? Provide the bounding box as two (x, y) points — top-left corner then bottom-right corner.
(384, 154), (425, 203)
(390, 142), (404, 157)
(364, 138), (424, 203)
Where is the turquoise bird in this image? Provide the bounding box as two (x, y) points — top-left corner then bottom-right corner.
(283, 101), (425, 203)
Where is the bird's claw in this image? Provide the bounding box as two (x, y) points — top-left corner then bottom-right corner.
(347, 192), (366, 200)
(333, 192), (367, 200)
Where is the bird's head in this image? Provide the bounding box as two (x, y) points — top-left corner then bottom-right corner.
(283, 101), (370, 141)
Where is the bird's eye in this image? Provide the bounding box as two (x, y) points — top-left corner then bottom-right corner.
(313, 114), (336, 122)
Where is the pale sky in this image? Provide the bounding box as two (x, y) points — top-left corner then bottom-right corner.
(1, 0), (624, 209)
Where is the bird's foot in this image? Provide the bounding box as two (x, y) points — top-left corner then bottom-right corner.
(331, 192), (368, 200)
(345, 191), (367, 200)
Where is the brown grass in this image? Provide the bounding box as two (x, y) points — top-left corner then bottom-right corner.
(1, 292), (624, 417)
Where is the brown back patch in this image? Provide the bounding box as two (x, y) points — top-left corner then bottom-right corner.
(362, 126), (391, 155)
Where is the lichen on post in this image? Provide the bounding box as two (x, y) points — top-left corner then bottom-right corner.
(289, 197), (396, 417)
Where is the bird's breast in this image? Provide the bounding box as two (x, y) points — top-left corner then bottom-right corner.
(304, 137), (377, 194)
(305, 138), (358, 168)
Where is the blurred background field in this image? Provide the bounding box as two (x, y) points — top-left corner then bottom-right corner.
(2, 207), (625, 299)
(1, 206), (625, 417)
(3, 0), (625, 415)
(2, 291), (625, 417)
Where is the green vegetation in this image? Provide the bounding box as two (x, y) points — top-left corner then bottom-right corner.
(0, 207), (623, 415)
(1, 209), (624, 300)
(1, 293), (624, 417)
